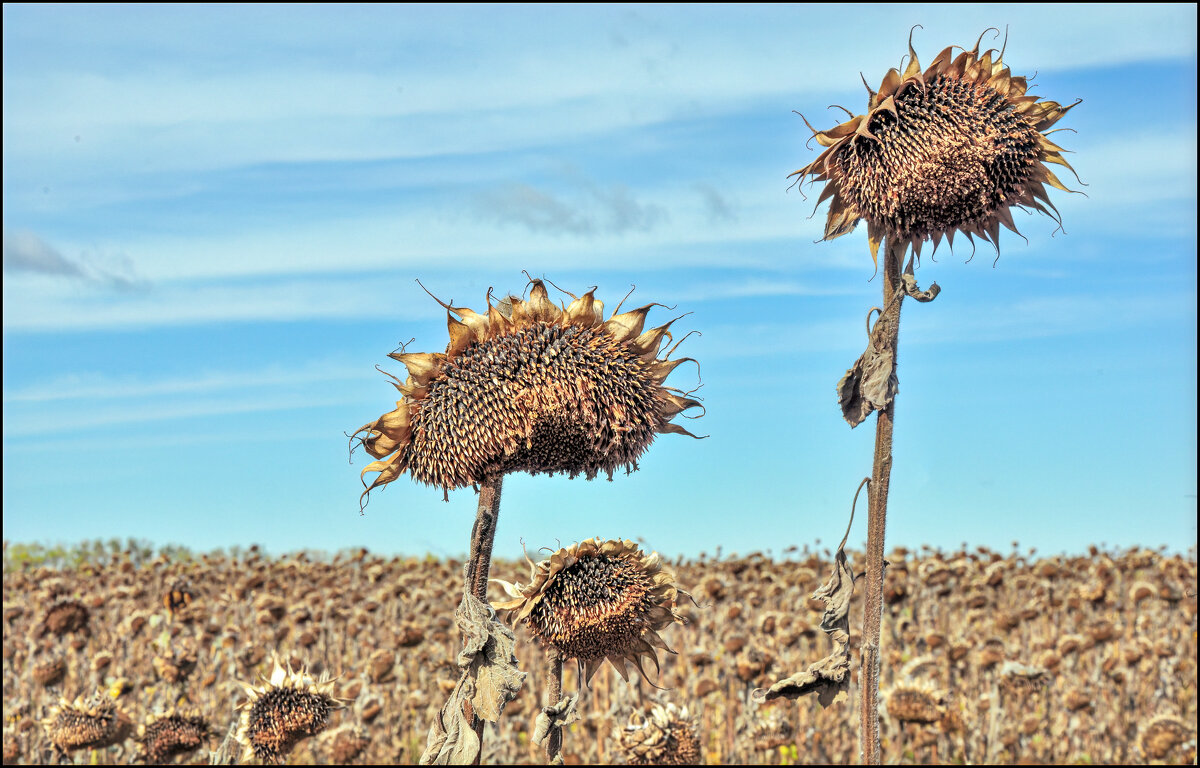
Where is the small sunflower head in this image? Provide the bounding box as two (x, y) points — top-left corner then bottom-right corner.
(136, 711), (212, 763)
(1139, 714), (1194, 760)
(791, 27), (1081, 265)
(163, 579), (194, 620)
(885, 681), (946, 724)
(325, 725), (370, 765)
(236, 656), (343, 765)
(43, 694), (131, 755)
(352, 278), (702, 504)
(153, 646), (198, 685)
(491, 538), (689, 685)
(39, 598), (90, 637)
(617, 702), (701, 766)
(31, 652), (67, 687)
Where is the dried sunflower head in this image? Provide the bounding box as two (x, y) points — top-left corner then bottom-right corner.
(325, 725), (370, 765)
(491, 538), (689, 684)
(885, 681), (946, 724)
(236, 656), (343, 765)
(135, 711), (212, 763)
(1139, 714), (1193, 760)
(31, 652), (67, 687)
(163, 579), (194, 620)
(39, 598), (90, 637)
(352, 278), (702, 503)
(43, 693), (131, 755)
(791, 27), (1080, 265)
(617, 702), (700, 766)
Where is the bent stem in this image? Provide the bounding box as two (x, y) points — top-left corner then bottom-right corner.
(860, 240), (905, 765)
(544, 648), (564, 764)
(466, 474), (504, 765)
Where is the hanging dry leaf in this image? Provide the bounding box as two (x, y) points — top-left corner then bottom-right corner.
(753, 549), (854, 708)
(836, 321), (898, 428)
(902, 272), (940, 303)
(531, 694), (579, 751)
(420, 592), (526, 765)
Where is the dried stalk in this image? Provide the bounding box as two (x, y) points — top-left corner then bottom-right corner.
(859, 239), (904, 764)
(544, 648), (564, 764)
(467, 475), (503, 765)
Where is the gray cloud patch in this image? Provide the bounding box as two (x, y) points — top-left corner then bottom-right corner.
(3, 229), (145, 290)
(695, 182), (737, 223)
(475, 179), (666, 237)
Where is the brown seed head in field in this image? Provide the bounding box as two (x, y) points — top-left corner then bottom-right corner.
(900, 654), (938, 680)
(790, 27), (1081, 265)
(154, 645), (199, 685)
(491, 538), (689, 685)
(31, 653), (67, 687)
(327, 726), (370, 764)
(977, 638), (1006, 668)
(748, 711), (795, 752)
(1139, 714), (1193, 760)
(999, 660), (1051, 696)
(886, 682), (946, 724)
(236, 656), (343, 765)
(3, 732), (19, 764)
(1128, 579), (1157, 604)
(39, 598), (90, 637)
(136, 712), (212, 763)
(352, 278), (702, 502)
(366, 648), (395, 683)
(1063, 688), (1093, 712)
(163, 579), (194, 620)
(43, 694), (131, 755)
(617, 703), (700, 766)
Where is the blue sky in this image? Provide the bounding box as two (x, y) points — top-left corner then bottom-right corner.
(3, 4), (1196, 560)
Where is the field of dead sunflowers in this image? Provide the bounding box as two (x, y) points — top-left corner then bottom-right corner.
(2, 541), (1195, 765)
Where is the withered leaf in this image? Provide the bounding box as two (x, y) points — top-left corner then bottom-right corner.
(836, 330), (897, 428)
(752, 646), (851, 708)
(420, 592), (526, 765)
(753, 549), (854, 708)
(902, 272), (941, 303)
(455, 591), (525, 722)
(531, 694), (579, 749)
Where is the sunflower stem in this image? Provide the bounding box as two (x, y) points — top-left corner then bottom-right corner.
(544, 648), (564, 764)
(466, 474), (503, 765)
(860, 239), (904, 765)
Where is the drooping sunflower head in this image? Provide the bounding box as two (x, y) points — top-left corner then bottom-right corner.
(617, 702), (701, 766)
(791, 27), (1081, 265)
(1139, 714), (1193, 761)
(135, 711), (213, 764)
(236, 656), (342, 765)
(352, 278), (702, 504)
(491, 538), (689, 685)
(39, 598), (90, 637)
(43, 694), (131, 755)
(884, 681), (946, 724)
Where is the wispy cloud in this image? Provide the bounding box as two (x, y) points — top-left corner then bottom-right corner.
(474, 179), (666, 237)
(2, 363), (367, 405)
(695, 183), (737, 223)
(2, 229), (145, 290)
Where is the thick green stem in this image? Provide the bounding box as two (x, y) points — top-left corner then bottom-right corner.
(467, 475), (503, 765)
(544, 648), (564, 764)
(860, 241), (905, 765)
